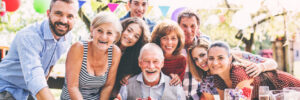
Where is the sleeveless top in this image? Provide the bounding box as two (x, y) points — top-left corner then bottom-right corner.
(60, 41), (113, 100)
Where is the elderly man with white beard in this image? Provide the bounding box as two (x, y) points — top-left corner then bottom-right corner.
(117, 43), (186, 100)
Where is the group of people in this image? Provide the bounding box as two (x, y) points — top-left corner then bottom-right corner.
(0, 0), (300, 100)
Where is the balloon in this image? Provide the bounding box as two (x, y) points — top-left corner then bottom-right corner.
(171, 7), (186, 22)
(33, 0), (51, 14)
(3, 0), (20, 12)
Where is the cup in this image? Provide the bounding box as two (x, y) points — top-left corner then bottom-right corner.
(269, 90), (293, 100)
(283, 87), (300, 100)
(259, 86), (269, 100)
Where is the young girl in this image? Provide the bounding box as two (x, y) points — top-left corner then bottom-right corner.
(112, 18), (150, 98)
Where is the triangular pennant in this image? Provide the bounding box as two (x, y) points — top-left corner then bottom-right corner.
(146, 5), (153, 15)
(78, 0), (86, 8)
(91, 0), (102, 11)
(159, 6), (170, 17)
(107, 3), (119, 12)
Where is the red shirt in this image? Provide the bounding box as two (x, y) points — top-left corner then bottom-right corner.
(162, 56), (187, 81)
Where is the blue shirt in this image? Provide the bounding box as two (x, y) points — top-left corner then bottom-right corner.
(119, 72), (185, 100)
(0, 19), (72, 100)
(120, 12), (156, 32)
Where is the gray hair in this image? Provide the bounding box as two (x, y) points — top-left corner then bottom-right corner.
(208, 41), (231, 57)
(91, 12), (123, 42)
(177, 9), (200, 25)
(138, 43), (164, 60)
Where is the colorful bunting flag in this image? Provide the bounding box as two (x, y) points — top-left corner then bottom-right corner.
(159, 6), (170, 17)
(108, 3), (119, 12)
(146, 5), (153, 15)
(91, 0), (102, 11)
(78, 0), (86, 8)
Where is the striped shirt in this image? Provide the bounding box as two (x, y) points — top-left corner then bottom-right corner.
(60, 41), (113, 100)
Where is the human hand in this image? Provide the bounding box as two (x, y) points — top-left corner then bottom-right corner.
(169, 73), (181, 86)
(136, 96), (156, 100)
(113, 94), (122, 100)
(120, 75), (131, 85)
(245, 63), (263, 77)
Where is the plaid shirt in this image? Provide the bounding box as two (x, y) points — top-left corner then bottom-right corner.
(183, 67), (200, 100)
(181, 49), (199, 100)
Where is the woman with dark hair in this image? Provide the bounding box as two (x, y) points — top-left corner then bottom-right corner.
(188, 38), (279, 100)
(116, 17), (150, 83)
(151, 20), (186, 84)
(111, 17), (150, 98)
(208, 41), (300, 100)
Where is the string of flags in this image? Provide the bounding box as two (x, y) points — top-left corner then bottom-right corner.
(0, 0), (184, 19)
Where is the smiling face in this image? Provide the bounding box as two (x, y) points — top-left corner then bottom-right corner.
(120, 23), (142, 48)
(207, 47), (231, 75)
(91, 23), (118, 50)
(160, 31), (179, 56)
(179, 16), (198, 47)
(139, 49), (164, 82)
(191, 47), (209, 71)
(128, 0), (148, 18)
(48, 1), (77, 39)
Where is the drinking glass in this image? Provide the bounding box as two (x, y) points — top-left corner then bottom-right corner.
(259, 86), (269, 100)
(269, 90), (293, 100)
(283, 87), (300, 100)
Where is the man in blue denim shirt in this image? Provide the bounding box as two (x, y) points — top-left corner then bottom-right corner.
(120, 0), (155, 32)
(0, 0), (78, 100)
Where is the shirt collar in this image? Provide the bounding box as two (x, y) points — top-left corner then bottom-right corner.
(43, 19), (67, 42)
(136, 72), (166, 86)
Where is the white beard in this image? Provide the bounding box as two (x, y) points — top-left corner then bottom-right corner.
(143, 72), (160, 82)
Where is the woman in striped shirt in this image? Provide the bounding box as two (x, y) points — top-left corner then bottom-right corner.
(60, 12), (122, 100)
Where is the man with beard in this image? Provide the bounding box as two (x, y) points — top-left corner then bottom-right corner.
(117, 43), (186, 100)
(120, 0), (155, 32)
(0, 0), (78, 100)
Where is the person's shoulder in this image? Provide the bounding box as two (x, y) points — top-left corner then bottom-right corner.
(16, 20), (47, 40)
(69, 41), (84, 53)
(112, 45), (121, 54)
(177, 55), (186, 60)
(127, 74), (139, 84)
(112, 44), (121, 58)
(120, 12), (130, 21)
